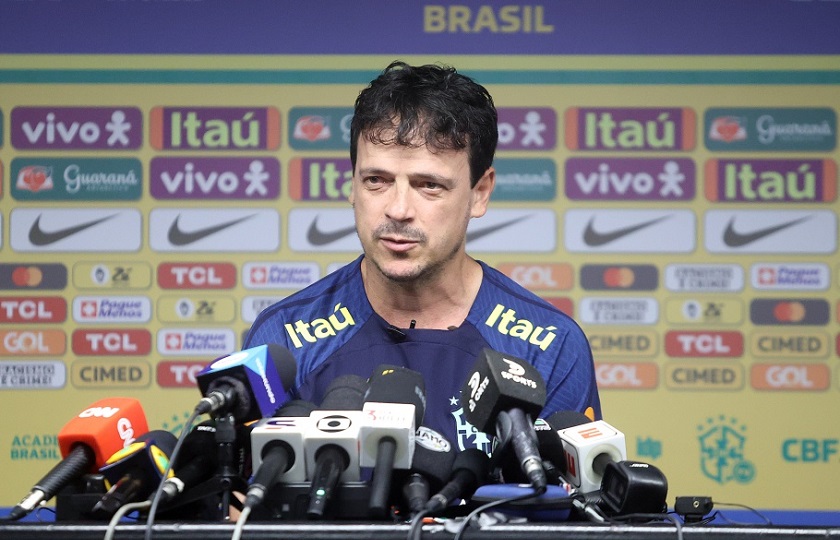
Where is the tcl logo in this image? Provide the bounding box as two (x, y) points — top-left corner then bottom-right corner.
(664, 331), (743, 357)
(72, 329), (151, 356)
(0, 330), (66, 355)
(157, 263), (236, 289)
(751, 364), (829, 391)
(0, 296), (67, 323)
(595, 362), (658, 389)
(156, 361), (206, 388)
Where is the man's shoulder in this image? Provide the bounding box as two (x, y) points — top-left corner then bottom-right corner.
(476, 261), (571, 320)
(244, 257), (371, 346)
(468, 260), (588, 358)
(261, 258), (361, 313)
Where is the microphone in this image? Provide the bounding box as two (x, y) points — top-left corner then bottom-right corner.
(551, 413), (668, 516)
(159, 421), (217, 505)
(316, 373), (368, 410)
(245, 400), (317, 509)
(398, 426), (455, 516)
(92, 430), (177, 516)
(360, 365), (425, 518)
(305, 375), (368, 518)
(8, 397), (149, 520)
(425, 448), (489, 513)
(460, 348), (547, 492)
(556, 419), (627, 494)
(158, 419), (254, 507)
(532, 410), (594, 484)
(195, 343), (297, 423)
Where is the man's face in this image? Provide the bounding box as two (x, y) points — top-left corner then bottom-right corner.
(349, 136), (493, 284)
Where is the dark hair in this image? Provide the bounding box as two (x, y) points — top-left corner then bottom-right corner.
(350, 61), (498, 187)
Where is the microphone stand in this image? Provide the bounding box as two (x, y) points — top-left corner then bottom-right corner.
(212, 412), (247, 520)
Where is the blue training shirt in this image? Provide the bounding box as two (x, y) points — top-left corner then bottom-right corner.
(244, 256), (601, 454)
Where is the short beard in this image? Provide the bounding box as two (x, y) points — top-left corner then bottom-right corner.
(367, 235), (463, 287)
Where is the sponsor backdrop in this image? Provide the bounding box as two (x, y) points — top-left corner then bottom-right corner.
(0, 1), (839, 516)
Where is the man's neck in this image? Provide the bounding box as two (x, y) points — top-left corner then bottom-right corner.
(361, 257), (483, 330)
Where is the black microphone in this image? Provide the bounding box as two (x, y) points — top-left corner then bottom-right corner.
(398, 426), (455, 516)
(195, 343), (297, 423)
(158, 419), (256, 507)
(460, 348), (547, 492)
(539, 410), (592, 482)
(360, 365), (426, 518)
(425, 448), (490, 513)
(317, 374), (368, 410)
(92, 430), (178, 516)
(159, 421), (217, 504)
(244, 400), (317, 509)
(305, 375), (368, 519)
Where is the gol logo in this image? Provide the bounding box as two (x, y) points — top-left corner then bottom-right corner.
(498, 263), (573, 290)
(595, 362), (658, 389)
(751, 363), (829, 391)
(0, 330), (66, 355)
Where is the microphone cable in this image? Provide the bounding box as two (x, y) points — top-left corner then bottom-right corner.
(407, 508), (432, 540)
(231, 504), (252, 540)
(142, 406), (203, 540)
(451, 484), (551, 540)
(104, 500), (150, 540)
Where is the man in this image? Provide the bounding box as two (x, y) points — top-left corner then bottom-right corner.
(244, 61), (600, 452)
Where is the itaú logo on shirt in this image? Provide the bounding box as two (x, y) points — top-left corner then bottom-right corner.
(284, 303), (355, 348)
(484, 303), (556, 351)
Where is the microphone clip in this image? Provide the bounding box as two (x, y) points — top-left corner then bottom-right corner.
(386, 325), (407, 341)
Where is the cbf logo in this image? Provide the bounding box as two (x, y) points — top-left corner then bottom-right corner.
(450, 397), (492, 454)
(697, 415), (755, 484)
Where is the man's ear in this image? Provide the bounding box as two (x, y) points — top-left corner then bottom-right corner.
(470, 167), (495, 218)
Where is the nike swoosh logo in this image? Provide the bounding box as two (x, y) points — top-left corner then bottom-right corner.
(29, 214), (117, 246)
(722, 216), (809, 247)
(466, 216), (530, 243)
(583, 215), (669, 246)
(168, 214), (255, 246)
(307, 217), (357, 246)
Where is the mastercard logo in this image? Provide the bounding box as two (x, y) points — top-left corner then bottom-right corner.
(580, 264), (658, 291)
(604, 267), (635, 288)
(750, 298), (830, 326)
(0, 263), (67, 290)
(773, 301), (807, 323)
(12, 266), (44, 287)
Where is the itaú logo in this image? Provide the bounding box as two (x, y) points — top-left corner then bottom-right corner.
(751, 363), (829, 391)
